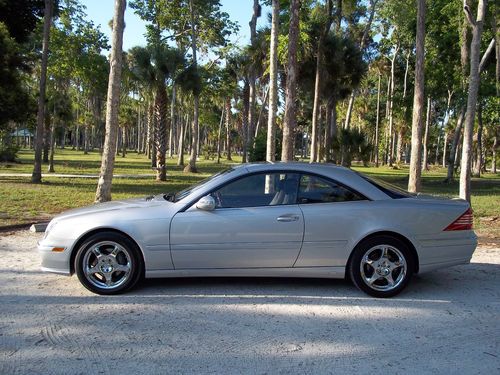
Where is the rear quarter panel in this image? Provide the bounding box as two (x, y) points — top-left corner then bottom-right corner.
(295, 197), (475, 270)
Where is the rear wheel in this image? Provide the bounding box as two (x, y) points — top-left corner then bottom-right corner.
(349, 235), (414, 298)
(75, 232), (143, 295)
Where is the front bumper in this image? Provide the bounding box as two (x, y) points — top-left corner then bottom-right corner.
(38, 239), (73, 276)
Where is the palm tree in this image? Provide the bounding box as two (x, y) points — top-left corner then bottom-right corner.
(460, 0), (488, 202)
(266, 0), (279, 162)
(281, 0), (301, 162)
(32, 0), (53, 183)
(408, 0), (426, 193)
(319, 33), (366, 162)
(95, 0), (126, 202)
(129, 44), (185, 181)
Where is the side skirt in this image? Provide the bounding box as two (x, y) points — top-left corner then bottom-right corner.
(145, 266), (345, 279)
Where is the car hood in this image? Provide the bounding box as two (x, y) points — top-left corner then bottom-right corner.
(53, 196), (168, 221)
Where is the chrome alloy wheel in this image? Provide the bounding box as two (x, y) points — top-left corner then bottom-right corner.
(82, 241), (132, 290)
(360, 245), (407, 292)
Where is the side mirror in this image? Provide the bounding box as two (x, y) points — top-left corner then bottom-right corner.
(195, 195), (216, 211)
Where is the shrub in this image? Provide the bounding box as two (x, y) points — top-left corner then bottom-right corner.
(0, 143), (20, 162)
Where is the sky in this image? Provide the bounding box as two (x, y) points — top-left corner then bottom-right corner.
(81, 0), (271, 51)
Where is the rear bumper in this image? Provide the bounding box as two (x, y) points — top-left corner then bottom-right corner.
(415, 231), (477, 273)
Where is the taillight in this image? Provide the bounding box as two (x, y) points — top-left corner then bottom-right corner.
(444, 208), (473, 231)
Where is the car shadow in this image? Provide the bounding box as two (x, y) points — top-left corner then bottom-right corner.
(127, 261), (500, 303)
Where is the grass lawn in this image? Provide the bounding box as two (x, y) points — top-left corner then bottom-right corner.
(1, 148), (499, 237)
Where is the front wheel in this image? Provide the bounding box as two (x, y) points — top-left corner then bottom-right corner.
(75, 232), (143, 295)
(349, 235), (414, 298)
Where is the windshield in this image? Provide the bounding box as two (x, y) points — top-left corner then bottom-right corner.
(357, 172), (414, 199)
(171, 167), (235, 202)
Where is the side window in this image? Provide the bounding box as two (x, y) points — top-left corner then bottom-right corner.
(212, 173), (300, 208)
(298, 174), (365, 204)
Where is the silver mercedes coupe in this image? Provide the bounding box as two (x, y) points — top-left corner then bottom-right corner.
(38, 163), (477, 297)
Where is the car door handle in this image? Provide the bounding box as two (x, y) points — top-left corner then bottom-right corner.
(276, 214), (300, 222)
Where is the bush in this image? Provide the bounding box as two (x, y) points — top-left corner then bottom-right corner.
(333, 128), (372, 167)
(248, 130), (281, 162)
(202, 144), (216, 160)
(0, 143), (20, 162)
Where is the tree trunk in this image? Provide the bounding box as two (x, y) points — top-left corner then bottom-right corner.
(266, 0), (279, 162)
(395, 50), (411, 165)
(95, 0), (126, 202)
(43, 109), (50, 163)
(247, 0), (261, 153)
(281, 0), (300, 162)
(121, 127), (126, 157)
(48, 120), (56, 173)
(225, 98), (232, 161)
(375, 72), (381, 167)
(460, 0), (488, 202)
(472, 101), (483, 177)
(422, 96), (432, 171)
(388, 44), (399, 167)
(445, 106), (466, 182)
(310, 0), (333, 162)
(383, 72), (391, 165)
(442, 132), (448, 168)
(184, 0), (199, 173)
(216, 106), (224, 164)
(324, 99), (334, 161)
(408, 0), (426, 193)
(136, 103), (141, 153)
(396, 130), (403, 164)
(32, 0), (52, 183)
(317, 105), (323, 162)
(242, 81), (250, 162)
(177, 114), (186, 167)
(254, 86), (269, 138)
(154, 81), (168, 181)
(168, 84), (176, 158)
(434, 131), (440, 166)
(492, 134), (498, 173)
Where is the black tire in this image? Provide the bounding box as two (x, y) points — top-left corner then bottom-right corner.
(349, 235), (414, 298)
(74, 232), (143, 295)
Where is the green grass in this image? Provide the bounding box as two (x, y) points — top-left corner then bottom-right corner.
(0, 149), (498, 237)
(0, 149), (240, 226)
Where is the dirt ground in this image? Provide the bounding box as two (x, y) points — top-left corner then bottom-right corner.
(0, 230), (499, 375)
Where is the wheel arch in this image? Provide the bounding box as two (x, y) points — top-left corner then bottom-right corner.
(69, 227), (146, 276)
(347, 231), (420, 274)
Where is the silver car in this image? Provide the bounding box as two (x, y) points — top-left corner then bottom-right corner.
(38, 163), (477, 297)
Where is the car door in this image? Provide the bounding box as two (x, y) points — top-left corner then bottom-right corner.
(170, 172), (304, 269)
(294, 173), (369, 267)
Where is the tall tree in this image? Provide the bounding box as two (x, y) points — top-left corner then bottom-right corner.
(310, 0), (333, 163)
(281, 0), (300, 162)
(132, 0), (236, 172)
(459, 0), (488, 202)
(129, 45), (185, 180)
(408, 0), (426, 193)
(344, 0), (379, 129)
(184, 0), (201, 172)
(95, 0), (126, 202)
(266, 0), (279, 162)
(422, 96), (432, 171)
(32, 0), (53, 183)
(247, 0), (261, 158)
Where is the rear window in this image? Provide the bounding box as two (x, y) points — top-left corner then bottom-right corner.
(358, 174), (413, 199)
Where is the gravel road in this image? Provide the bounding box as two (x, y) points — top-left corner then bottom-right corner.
(0, 230), (499, 375)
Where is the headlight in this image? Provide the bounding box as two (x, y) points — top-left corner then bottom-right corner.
(43, 220), (58, 239)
